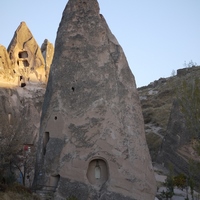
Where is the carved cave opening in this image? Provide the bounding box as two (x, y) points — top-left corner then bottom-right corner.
(18, 51), (28, 58)
(43, 132), (50, 155)
(87, 159), (108, 186)
(50, 174), (60, 191)
(23, 60), (29, 67)
(8, 113), (11, 124)
(21, 83), (26, 87)
(17, 60), (29, 67)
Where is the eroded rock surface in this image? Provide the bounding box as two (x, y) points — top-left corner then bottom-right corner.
(0, 45), (15, 81)
(35, 0), (156, 199)
(0, 22), (53, 187)
(41, 39), (54, 81)
(7, 22), (46, 85)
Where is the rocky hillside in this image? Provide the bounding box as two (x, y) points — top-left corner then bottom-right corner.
(138, 65), (200, 182)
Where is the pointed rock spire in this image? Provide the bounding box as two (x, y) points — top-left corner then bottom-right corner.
(41, 39), (54, 81)
(8, 22), (46, 85)
(0, 45), (14, 82)
(35, 0), (156, 199)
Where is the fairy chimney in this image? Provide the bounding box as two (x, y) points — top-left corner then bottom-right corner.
(41, 39), (54, 82)
(35, 0), (156, 199)
(7, 22), (46, 85)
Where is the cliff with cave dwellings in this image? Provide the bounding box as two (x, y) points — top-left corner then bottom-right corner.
(0, 21), (54, 186)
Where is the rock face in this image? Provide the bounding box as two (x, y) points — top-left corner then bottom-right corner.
(0, 45), (15, 81)
(41, 39), (54, 81)
(158, 100), (189, 171)
(7, 22), (46, 85)
(35, 0), (156, 199)
(158, 100), (200, 181)
(0, 81), (46, 186)
(0, 22), (53, 187)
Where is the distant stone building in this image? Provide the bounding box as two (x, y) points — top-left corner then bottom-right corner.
(34, 0), (156, 199)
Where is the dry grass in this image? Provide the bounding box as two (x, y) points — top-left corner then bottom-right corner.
(0, 183), (40, 200)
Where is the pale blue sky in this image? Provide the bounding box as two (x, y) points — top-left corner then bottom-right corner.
(0, 1), (200, 87)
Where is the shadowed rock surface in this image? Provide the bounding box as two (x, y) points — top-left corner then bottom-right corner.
(35, 0), (156, 199)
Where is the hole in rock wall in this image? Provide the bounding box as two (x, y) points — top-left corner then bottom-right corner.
(18, 51), (28, 58)
(71, 87), (75, 92)
(87, 159), (108, 186)
(54, 116), (57, 120)
(17, 60), (29, 67)
(50, 175), (60, 191)
(21, 83), (26, 87)
(43, 132), (50, 155)
(8, 113), (11, 124)
(9, 52), (12, 59)
(22, 60), (29, 67)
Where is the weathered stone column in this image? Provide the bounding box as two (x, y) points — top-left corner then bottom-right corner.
(35, 0), (156, 199)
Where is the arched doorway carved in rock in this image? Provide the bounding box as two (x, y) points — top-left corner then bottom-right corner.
(87, 158), (108, 187)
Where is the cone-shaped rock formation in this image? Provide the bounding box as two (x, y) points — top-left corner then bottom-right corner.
(41, 39), (54, 82)
(0, 45), (14, 81)
(35, 0), (156, 199)
(8, 22), (46, 85)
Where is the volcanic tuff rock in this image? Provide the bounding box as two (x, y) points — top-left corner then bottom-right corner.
(7, 22), (46, 85)
(0, 45), (15, 81)
(158, 100), (190, 173)
(0, 22), (54, 186)
(35, 0), (156, 199)
(138, 66), (200, 185)
(41, 39), (54, 81)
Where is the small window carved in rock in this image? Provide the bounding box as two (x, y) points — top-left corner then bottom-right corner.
(43, 132), (50, 155)
(55, 116), (57, 120)
(18, 51), (28, 58)
(23, 60), (29, 67)
(21, 83), (26, 87)
(50, 175), (60, 191)
(87, 158), (108, 186)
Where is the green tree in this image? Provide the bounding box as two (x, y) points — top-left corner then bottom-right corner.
(162, 164), (175, 199)
(173, 173), (186, 189)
